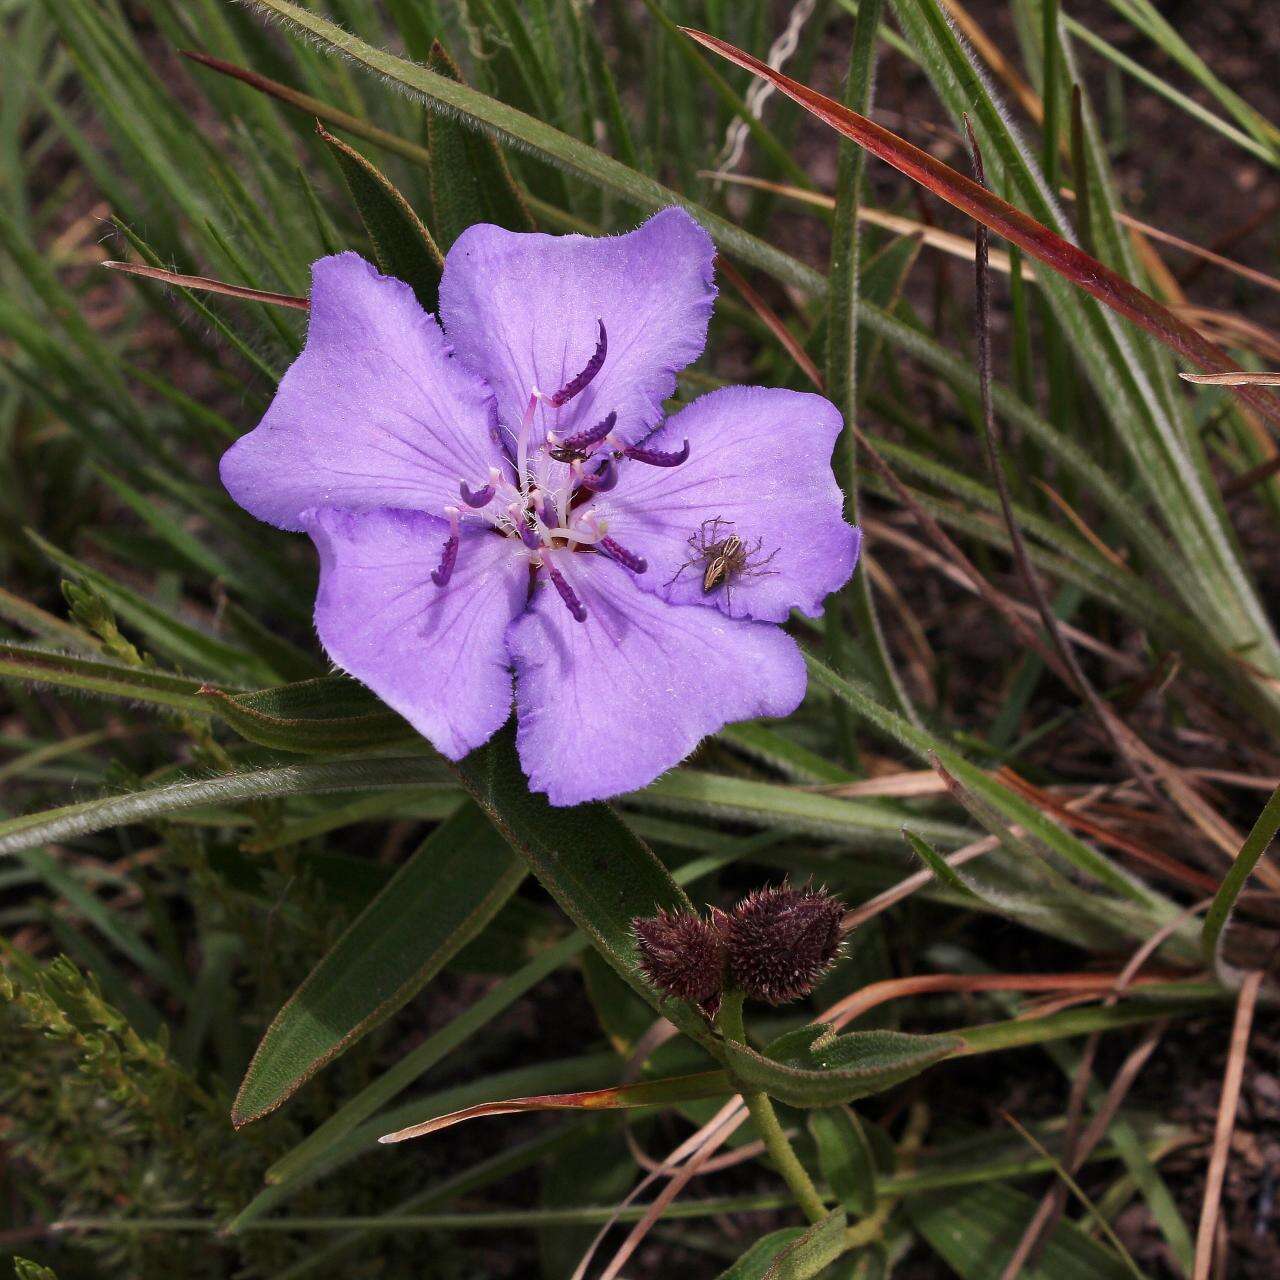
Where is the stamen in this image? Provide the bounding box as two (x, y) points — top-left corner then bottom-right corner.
(431, 506), (461, 587)
(580, 455), (618, 493)
(545, 320), (607, 408)
(459, 480), (495, 508)
(623, 439), (690, 468)
(600, 537), (648, 574)
(507, 501), (542, 550)
(545, 562), (588, 623)
(550, 410), (617, 453)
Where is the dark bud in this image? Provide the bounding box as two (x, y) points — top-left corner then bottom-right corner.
(633, 908), (725, 1008)
(721, 883), (845, 1005)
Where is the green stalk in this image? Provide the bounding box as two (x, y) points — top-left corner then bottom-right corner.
(719, 992), (829, 1224)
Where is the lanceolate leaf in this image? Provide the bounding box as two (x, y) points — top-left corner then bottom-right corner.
(722, 1025), (961, 1108)
(761, 1210), (848, 1279)
(451, 723), (714, 1047)
(317, 122), (443, 312)
(0, 641), (208, 715)
(425, 41), (534, 247)
(907, 1182), (1135, 1279)
(231, 802), (524, 1126)
(200, 677), (416, 753)
(680, 28), (1280, 431)
(0, 756), (443, 856)
(808, 1107), (878, 1217)
(1202, 784), (1280, 966)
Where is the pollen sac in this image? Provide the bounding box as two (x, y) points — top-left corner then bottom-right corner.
(632, 908), (725, 1007)
(721, 883), (845, 1005)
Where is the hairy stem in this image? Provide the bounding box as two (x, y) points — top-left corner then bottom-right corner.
(718, 992), (828, 1224)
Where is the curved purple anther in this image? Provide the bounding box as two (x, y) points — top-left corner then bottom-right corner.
(555, 410), (617, 452)
(623, 439), (690, 468)
(581, 455), (618, 493)
(546, 320), (607, 408)
(431, 533), (459, 587)
(520, 521), (542, 550)
(459, 480), (495, 508)
(545, 562), (588, 623)
(600, 537), (647, 574)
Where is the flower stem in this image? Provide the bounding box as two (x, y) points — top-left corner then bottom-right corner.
(718, 992), (829, 1225)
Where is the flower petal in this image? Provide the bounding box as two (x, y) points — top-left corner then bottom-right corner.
(506, 552), (805, 805)
(307, 508), (528, 760)
(438, 208), (716, 459)
(601, 386), (860, 621)
(222, 253), (505, 533)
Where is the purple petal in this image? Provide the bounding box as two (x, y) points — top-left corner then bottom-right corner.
(602, 386), (860, 622)
(221, 254), (505, 533)
(506, 553), (805, 806)
(306, 508), (528, 760)
(438, 209), (716, 460)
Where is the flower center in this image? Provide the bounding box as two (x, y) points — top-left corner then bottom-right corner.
(433, 320), (691, 622)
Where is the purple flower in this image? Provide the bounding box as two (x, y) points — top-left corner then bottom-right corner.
(220, 209), (860, 805)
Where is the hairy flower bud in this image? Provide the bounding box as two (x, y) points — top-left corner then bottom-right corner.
(632, 908), (725, 1007)
(721, 883), (844, 1005)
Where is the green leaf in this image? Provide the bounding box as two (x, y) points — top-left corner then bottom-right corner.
(906, 1182), (1135, 1279)
(231, 802), (524, 1126)
(202, 676), (417, 753)
(902, 827), (981, 902)
(723, 1024), (960, 1108)
(0, 756), (443, 856)
(425, 41), (534, 247)
(809, 1107), (877, 1216)
(317, 122), (443, 312)
(26, 531), (266, 681)
(762, 1209), (848, 1279)
(0, 641), (208, 715)
(1202, 784), (1280, 966)
(451, 723), (714, 1048)
(243, 0), (818, 294)
(634, 769), (971, 848)
(714, 1229), (809, 1280)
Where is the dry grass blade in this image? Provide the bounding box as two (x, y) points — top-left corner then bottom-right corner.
(822, 970), (1171, 1033)
(376, 1071), (729, 1143)
(1000, 1110), (1148, 1278)
(862, 518), (1140, 671)
(680, 28), (1280, 431)
(102, 261), (309, 310)
(571, 1097), (748, 1280)
(1001, 901), (1210, 1276)
(1193, 969), (1265, 1280)
(996, 770), (1223, 894)
(1003, 1023), (1168, 1279)
(1180, 371), (1280, 386)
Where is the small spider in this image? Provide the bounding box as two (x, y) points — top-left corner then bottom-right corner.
(665, 517), (778, 611)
